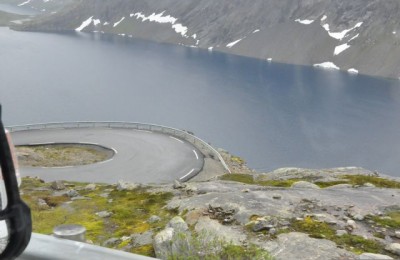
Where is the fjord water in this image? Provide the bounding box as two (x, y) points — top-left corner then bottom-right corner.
(1, 28), (400, 177)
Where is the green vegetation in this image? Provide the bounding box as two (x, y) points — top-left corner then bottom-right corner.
(369, 211), (400, 229)
(334, 235), (383, 254)
(313, 181), (348, 188)
(289, 216), (385, 254)
(230, 156), (245, 165)
(219, 174), (300, 187)
(165, 230), (274, 260)
(16, 144), (111, 167)
(340, 175), (400, 189)
(290, 216), (335, 239)
(21, 177), (176, 257)
(220, 173), (400, 189)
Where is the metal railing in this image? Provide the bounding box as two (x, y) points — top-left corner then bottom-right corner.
(7, 121), (231, 173)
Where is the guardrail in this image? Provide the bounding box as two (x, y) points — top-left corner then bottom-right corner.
(7, 121), (231, 174)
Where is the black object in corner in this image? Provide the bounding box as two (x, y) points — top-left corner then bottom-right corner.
(0, 105), (32, 260)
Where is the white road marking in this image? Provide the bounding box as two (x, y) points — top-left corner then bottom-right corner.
(179, 168), (195, 180)
(193, 150), (199, 160)
(98, 158), (113, 164)
(170, 136), (184, 143)
(79, 142), (99, 145)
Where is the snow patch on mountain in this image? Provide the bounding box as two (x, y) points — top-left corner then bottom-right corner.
(130, 11), (177, 24)
(348, 68), (359, 74)
(322, 22), (363, 41)
(334, 43), (350, 55)
(172, 24), (188, 37)
(226, 38), (243, 48)
(129, 11), (189, 38)
(295, 19), (314, 25)
(75, 16), (93, 32)
(113, 17), (125, 27)
(313, 62), (340, 70)
(93, 19), (101, 26)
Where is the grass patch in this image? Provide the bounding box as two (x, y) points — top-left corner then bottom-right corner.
(290, 216), (335, 239)
(16, 144), (112, 167)
(289, 216), (385, 254)
(220, 244), (273, 260)
(21, 177), (176, 257)
(220, 174), (254, 184)
(313, 181), (349, 188)
(132, 244), (154, 256)
(219, 174), (300, 187)
(334, 234), (383, 254)
(231, 156), (245, 165)
(220, 174), (400, 189)
(370, 211), (400, 229)
(340, 175), (400, 189)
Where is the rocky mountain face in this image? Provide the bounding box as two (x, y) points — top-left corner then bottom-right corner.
(7, 0), (400, 79)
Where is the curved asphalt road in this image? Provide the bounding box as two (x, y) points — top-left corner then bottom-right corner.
(11, 128), (204, 184)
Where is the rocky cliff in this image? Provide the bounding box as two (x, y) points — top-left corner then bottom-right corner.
(21, 166), (400, 259)
(6, 0), (400, 79)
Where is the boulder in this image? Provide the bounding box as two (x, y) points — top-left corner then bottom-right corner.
(153, 217), (191, 259)
(148, 215), (161, 223)
(116, 180), (138, 191)
(131, 231), (154, 247)
(153, 227), (175, 259)
(336, 230), (348, 236)
(385, 243), (400, 256)
(263, 232), (356, 260)
(291, 181), (320, 189)
(51, 180), (66, 190)
(352, 214), (365, 221)
(253, 219), (275, 232)
(167, 216), (189, 233)
(346, 220), (357, 231)
(85, 183), (96, 191)
(173, 180), (186, 189)
(37, 198), (50, 210)
(66, 189), (79, 198)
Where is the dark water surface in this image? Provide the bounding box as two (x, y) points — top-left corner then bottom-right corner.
(1, 28), (400, 176)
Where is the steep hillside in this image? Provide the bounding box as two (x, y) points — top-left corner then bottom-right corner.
(9, 0), (400, 79)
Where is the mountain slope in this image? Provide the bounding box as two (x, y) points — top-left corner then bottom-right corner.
(10, 0), (400, 79)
